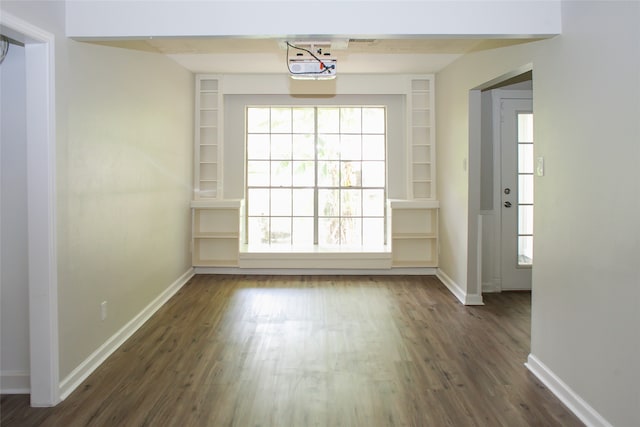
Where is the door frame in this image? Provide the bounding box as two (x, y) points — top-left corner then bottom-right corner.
(467, 64), (532, 299)
(0, 12), (59, 406)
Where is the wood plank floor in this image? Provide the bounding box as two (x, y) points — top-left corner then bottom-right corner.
(1, 275), (583, 426)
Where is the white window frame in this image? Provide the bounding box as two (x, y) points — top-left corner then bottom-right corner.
(245, 105), (388, 248)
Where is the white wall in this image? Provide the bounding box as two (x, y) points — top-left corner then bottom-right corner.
(1, 0), (195, 386)
(0, 42), (30, 392)
(65, 0), (561, 39)
(437, 2), (639, 425)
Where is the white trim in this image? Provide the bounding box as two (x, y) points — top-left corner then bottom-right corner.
(239, 247), (392, 269)
(464, 294), (484, 305)
(474, 64), (534, 92)
(526, 354), (613, 427)
(436, 269), (465, 301)
(482, 280), (501, 293)
(191, 199), (242, 209)
(388, 199), (440, 209)
(491, 89), (503, 293)
(466, 89), (483, 297)
(0, 10), (54, 42)
(0, 370), (30, 394)
(478, 210), (501, 294)
(195, 267), (437, 276)
(58, 268), (195, 400)
(436, 268), (484, 305)
(475, 213), (483, 295)
(0, 11), (60, 407)
(221, 74), (415, 95)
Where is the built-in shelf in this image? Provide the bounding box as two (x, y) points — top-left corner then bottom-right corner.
(409, 76), (436, 200)
(191, 200), (242, 267)
(194, 75), (222, 199)
(189, 73), (440, 269)
(389, 199), (439, 267)
(190, 198), (437, 269)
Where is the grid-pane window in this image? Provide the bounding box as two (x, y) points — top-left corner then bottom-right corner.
(246, 106), (386, 247)
(517, 113), (534, 266)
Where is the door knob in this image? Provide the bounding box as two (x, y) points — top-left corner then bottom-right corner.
(504, 201), (512, 208)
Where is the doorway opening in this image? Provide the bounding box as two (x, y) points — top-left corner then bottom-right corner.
(498, 96), (534, 290)
(1, 34), (29, 396)
(0, 12), (59, 406)
(469, 69), (534, 296)
(467, 66), (534, 359)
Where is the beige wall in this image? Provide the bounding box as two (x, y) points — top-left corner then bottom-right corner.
(437, 43), (538, 296)
(3, 1), (638, 424)
(530, 3), (638, 425)
(58, 41), (194, 378)
(1, 1), (194, 381)
(436, 2), (639, 425)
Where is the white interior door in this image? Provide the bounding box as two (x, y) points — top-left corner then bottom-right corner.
(500, 98), (533, 290)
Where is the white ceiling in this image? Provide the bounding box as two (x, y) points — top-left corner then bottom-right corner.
(90, 37), (542, 74)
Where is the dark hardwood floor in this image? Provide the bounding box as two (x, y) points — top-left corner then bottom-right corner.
(1, 275), (583, 426)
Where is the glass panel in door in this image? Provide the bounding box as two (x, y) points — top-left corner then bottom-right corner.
(517, 113), (534, 266)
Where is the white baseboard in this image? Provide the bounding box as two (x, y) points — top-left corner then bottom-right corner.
(194, 267), (438, 275)
(58, 268), (195, 400)
(0, 370), (30, 394)
(482, 280), (500, 293)
(436, 269), (484, 305)
(482, 282), (497, 293)
(525, 354), (613, 427)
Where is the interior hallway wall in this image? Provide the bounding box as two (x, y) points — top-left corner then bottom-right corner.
(0, 0), (195, 384)
(436, 2), (639, 425)
(57, 41), (194, 379)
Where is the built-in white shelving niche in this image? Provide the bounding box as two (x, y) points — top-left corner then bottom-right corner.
(390, 200), (439, 267)
(191, 200), (242, 267)
(194, 75), (223, 199)
(409, 76), (436, 200)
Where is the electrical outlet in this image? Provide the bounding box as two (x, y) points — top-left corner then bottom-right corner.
(100, 301), (108, 321)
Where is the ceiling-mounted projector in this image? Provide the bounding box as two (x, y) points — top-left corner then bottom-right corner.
(285, 41), (337, 80)
(289, 58), (337, 80)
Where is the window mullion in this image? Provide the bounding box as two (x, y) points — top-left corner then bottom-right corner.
(289, 108), (294, 245)
(338, 108), (342, 245)
(268, 108), (272, 244)
(313, 107), (319, 245)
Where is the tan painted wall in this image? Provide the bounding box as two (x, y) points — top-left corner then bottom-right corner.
(436, 2), (639, 425)
(1, 1), (194, 380)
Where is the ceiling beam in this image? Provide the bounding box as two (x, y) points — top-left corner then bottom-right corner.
(66, 1), (561, 40)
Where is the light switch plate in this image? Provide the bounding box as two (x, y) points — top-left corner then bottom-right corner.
(101, 301), (108, 321)
(536, 156), (545, 176)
